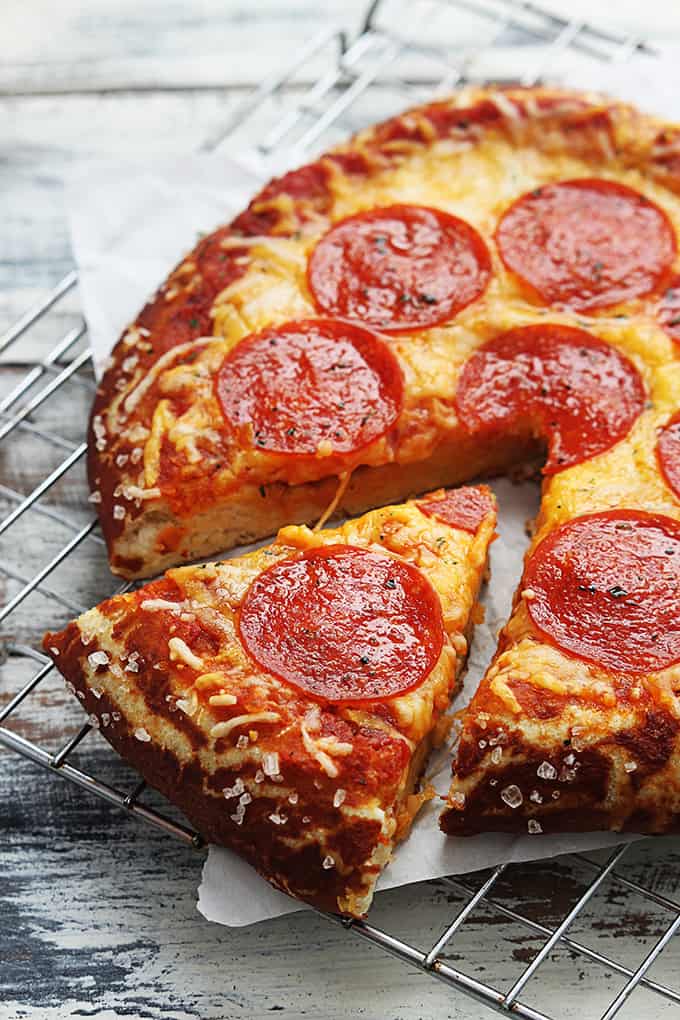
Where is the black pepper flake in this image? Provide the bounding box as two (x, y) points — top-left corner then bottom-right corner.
(259, 485), (266, 498)
(418, 292), (438, 305)
(669, 315), (680, 326)
(286, 427), (296, 436)
(189, 317), (200, 329)
(608, 585), (628, 599)
(359, 654), (370, 665)
(385, 578), (397, 589)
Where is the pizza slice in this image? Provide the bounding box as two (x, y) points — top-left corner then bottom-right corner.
(442, 436), (680, 837)
(44, 486), (496, 916)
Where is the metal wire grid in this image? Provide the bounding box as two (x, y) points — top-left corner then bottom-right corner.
(0, 0), (678, 1015)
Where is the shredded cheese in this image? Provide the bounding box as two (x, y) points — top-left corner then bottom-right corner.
(300, 723), (353, 778)
(140, 598), (181, 613)
(210, 712), (280, 739)
(124, 337), (214, 415)
(208, 693), (238, 707)
(168, 637), (204, 670)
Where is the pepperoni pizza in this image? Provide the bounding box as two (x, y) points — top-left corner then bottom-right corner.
(55, 85), (680, 876)
(44, 489), (496, 915)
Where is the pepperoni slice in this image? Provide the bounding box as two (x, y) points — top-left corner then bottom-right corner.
(657, 276), (680, 345)
(418, 486), (495, 534)
(496, 179), (676, 311)
(523, 510), (680, 675)
(238, 545), (444, 703)
(657, 413), (680, 501)
(215, 319), (403, 456)
(307, 204), (491, 332)
(454, 324), (645, 474)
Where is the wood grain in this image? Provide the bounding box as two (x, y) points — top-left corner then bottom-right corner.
(2, 1), (680, 1017)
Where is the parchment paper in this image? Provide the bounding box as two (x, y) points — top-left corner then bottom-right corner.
(68, 53), (680, 926)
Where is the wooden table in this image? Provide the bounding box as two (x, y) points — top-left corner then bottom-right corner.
(2, 3), (680, 1018)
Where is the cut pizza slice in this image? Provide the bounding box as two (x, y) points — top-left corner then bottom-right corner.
(442, 483), (680, 837)
(44, 486), (496, 916)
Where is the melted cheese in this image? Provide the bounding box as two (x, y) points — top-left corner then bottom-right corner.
(110, 93), (680, 537)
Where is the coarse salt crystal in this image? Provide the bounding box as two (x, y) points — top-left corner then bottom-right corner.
(490, 746), (503, 765)
(101, 713), (111, 728)
(564, 752), (575, 766)
(87, 714), (100, 729)
(333, 789), (346, 808)
(87, 651), (109, 669)
(450, 790), (465, 808)
(134, 727), (151, 742)
(302, 815), (311, 823)
(254, 769), (264, 784)
(288, 792), (298, 805)
(88, 491), (102, 504)
(262, 751), (280, 777)
(624, 761), (637, 773)
(113, 505), (126, 521)
(222, 778), (245, 799)
(90, 687), (102, 699)
(500, 784), (523, 809)
(239, 792), (252, 806)
(236, 734), (249, 749)
(536, 761), (557, 780)
(50, 646), (60, 656)
(269, 811), (287, 825)
(528, 819), (543, 834)
(322, 855), (335, 870)
(529, 789), (543, 804)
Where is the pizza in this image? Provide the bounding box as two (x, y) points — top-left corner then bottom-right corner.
(91, 85), (680, 580)
(64, 84), (680, 868)
(44, 488), (496, 916)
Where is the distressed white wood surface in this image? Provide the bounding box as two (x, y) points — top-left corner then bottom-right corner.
(3, 2), (680, 1018)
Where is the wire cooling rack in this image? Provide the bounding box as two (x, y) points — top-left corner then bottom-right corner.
(1, 2), (679, 1017)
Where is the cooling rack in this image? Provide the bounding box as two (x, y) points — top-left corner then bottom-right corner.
(1, 1), (679, 1016)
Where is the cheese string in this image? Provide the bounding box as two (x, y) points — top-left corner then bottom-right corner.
(313, 470), (352, 531)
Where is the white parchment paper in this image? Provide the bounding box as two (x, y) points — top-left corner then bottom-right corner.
(67, 54), (680, 926)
